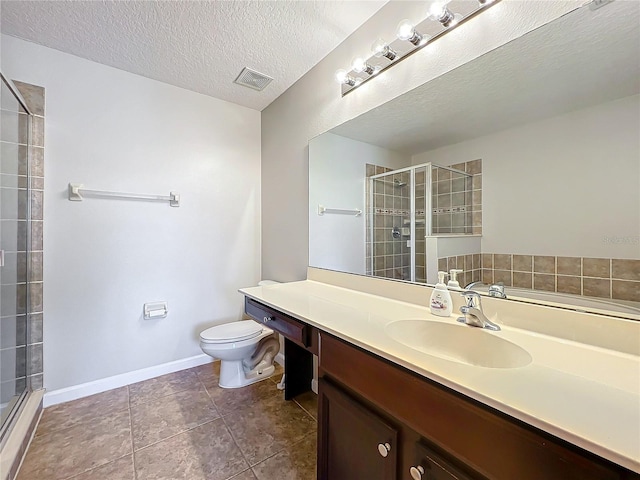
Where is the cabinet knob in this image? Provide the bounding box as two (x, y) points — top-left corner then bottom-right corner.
(377, 442), (391, 457)
(263, 315), (274, 323)
(410, 465), (425, 480)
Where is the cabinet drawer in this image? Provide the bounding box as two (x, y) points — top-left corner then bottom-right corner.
(319, 332), (628, 480)
(245, 297), (309, 348)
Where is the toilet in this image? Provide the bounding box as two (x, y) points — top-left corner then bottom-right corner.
(199, 281), (280, 389)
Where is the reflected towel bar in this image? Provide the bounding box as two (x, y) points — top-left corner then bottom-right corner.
(318, 204), (362, 216)
(68, 183), (180, 207)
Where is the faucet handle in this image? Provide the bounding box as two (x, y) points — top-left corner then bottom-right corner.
(461, 290), (481, 308)
(488, 283), (507, 298)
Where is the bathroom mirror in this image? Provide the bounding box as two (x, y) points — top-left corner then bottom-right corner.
(309, 1), (640, 319)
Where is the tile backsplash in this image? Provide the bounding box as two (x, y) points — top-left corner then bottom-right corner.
(440, 253), (639, 303)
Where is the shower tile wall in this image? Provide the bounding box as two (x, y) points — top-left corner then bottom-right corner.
(14, 81), (45, 391)
(415, 168), (427, 283)
(432, 159), (482, 235)
(437, 255), (482, 289)
(366, 164), (411, 281)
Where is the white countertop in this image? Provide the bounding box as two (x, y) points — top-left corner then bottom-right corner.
(240, 279), (640, 473)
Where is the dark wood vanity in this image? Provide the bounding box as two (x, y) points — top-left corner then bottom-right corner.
(245, 296), (639, 480)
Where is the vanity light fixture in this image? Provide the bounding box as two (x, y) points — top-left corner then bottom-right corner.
(335, 0), (500, 95)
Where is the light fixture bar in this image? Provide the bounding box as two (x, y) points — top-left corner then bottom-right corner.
(337, 0), (500, 96)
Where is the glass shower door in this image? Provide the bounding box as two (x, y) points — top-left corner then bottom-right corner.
(0, 74), (31, 433)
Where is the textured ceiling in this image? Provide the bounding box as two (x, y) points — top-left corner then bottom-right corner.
(0, 0), (387, 111)
(331, 1), (640, 154)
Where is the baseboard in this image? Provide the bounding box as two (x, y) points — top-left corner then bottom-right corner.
(44, 354), (213, 408)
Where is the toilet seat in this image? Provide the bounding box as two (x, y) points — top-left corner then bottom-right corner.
(200, 320), (263, 344)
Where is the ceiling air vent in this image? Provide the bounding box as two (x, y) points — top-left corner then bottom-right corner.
(234, 67), (273, 91)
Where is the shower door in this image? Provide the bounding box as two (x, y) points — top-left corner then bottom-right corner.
(0, 74), (31, 434)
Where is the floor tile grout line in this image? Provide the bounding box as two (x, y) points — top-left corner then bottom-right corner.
(199, 374), (258, 477)
(292, 398), (318, 422)
(32, 404), (132, 440)
(226, 467), (256, 480)
(129, 382), (203, 407)
(132, 418), (222, 454)
(128, 389), (138, 480)
(219, 413), (254, 471)
(130, 372), (222, 453)
(61, 453), (133, 480)
(245, 430), (317, 470)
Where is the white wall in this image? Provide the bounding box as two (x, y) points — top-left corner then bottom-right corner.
(309, 133), (408, 274)
(412, 94), (640, 259)
(261, 0), (582, 282)
(2, 35), (262, 392)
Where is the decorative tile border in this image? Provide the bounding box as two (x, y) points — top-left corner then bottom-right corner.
(373, 208), (411, 216)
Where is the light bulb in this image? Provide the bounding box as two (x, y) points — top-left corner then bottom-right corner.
(396, 19), (415, 41)
(428, 1), (460, 28)
(352, 57), (366, 73)
(371, 38), (387, 57)
(397, 19), (424, 46)
(335, 69), (348, 84)
(352, 57), (375, 75)
(428, 1), (448, 19)
(371, 38), (397, 61)
(334, 69), (355, 86)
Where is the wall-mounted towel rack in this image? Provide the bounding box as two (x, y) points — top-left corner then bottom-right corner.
(68, 183), (180, 207)
(317, 204), (362, 216)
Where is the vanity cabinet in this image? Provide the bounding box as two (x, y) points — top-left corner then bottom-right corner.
(243, 297), (638, 480)
(318, 331), (636, 480)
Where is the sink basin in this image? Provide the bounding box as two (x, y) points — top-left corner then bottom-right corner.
(385, 320), (532, 369)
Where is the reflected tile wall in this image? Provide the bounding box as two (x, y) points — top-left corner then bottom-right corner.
(14, 80), (45, 389)
(365, 164), (410, 281)
(432, 159), (481, 235)
(479, 254), (639, 303)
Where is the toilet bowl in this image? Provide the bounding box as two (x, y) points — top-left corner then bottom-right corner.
(200, 319), (280, 388)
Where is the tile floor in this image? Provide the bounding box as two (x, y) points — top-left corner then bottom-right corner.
(17, 362), (318, 480)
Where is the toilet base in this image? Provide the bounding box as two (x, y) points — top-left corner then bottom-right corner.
(219, 359), (276, 389)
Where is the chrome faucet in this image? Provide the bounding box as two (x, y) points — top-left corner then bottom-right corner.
(488, 283), (507, 299)
(457, 290), (501, 331)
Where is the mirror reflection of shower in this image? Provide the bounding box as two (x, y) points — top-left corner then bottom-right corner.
(366, 162), (478, 283)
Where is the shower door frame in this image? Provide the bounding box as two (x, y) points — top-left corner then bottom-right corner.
(368, 162), (434, 283)
(0, 73), (33, 447)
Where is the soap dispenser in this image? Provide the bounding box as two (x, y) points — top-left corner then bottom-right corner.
(430, 271), (453, 317)
(448, 269), (464, 288)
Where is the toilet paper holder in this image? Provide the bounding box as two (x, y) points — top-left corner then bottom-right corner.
(144, 302), (168, 320)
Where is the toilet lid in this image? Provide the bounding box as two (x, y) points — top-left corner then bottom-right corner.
(200, 320), (263, 344)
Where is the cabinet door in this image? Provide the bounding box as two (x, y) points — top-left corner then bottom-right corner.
(318, 378), (398, 480)
(407, 443), (475, 480)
